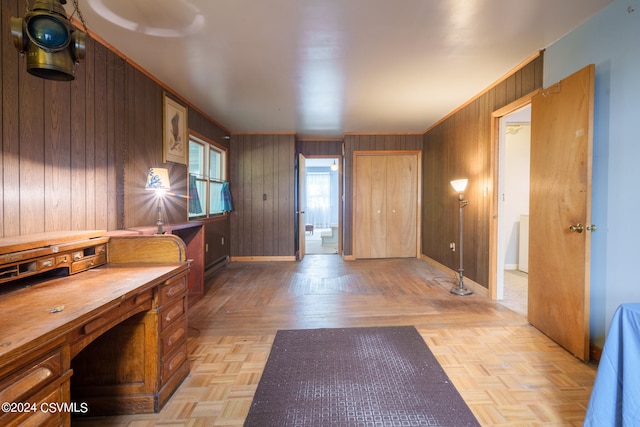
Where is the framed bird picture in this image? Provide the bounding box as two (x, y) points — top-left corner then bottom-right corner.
(163, 92), (188, 165)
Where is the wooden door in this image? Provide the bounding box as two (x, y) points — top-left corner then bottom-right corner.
(298, 154), (307, 260)
(353, 155), (386, 258)
(354, 153), (418, 259)
(528, 65), (594, 361)
(386, 154), (418, 257)
(370, 156), (388, 258)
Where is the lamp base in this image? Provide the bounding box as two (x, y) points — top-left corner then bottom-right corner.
(450, 285), (473, 296)
(451, 269), (473, 296)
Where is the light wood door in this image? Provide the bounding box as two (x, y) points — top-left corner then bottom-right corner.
(386, 155), (418, 257)
(528, 65), (594, 361)
(354, 153), (418, 259)
(353, 155), (386, 258)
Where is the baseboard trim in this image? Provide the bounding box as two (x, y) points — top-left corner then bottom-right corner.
(419, 255), (488, 297)
(230, 256), (296, 262)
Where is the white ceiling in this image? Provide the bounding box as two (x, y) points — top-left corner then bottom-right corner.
(64, 0), (610, 139)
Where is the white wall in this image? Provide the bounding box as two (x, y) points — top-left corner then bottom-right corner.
(544, 0), (640, 346)
(504, 124), (531, 268)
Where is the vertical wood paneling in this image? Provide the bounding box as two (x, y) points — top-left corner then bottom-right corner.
(1, 17), (227, 239)
(44, 80), (72, 231)
(19, 73), (45, 235)
(241, 135), (252, 254)
(1, 0), (21, 235)
(298, 140), (342, 156)
(263, 136), (275, 256)
(93, 44), (109, 230)
(112, 55), (126, 230)
(251, 136), (265, 255)
(122, 63), (136, 229)
(105, 50), (118, 231)
(229, 134), (295, 257)
(71, 49), (88, 231)
(131, 69), (147, 228)
(278, 136), (295, 256)
(422, 54), (543, 288)
(84, 37), (97, 231)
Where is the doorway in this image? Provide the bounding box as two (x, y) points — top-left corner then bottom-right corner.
(496, 104), (531, 317)
(304, 157), (341, 255)
(490, 67), (594, 360)
(498, 105), (531, 316)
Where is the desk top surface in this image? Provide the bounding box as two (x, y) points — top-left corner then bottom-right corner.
(0, 263), (188, 364)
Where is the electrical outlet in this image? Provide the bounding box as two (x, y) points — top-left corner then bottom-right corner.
(450, 242), (455, 251)
(221, 237), (225, 245)
(205, 243), (209, 252)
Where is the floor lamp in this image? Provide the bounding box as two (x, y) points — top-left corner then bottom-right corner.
(450, 178), (472, 296)
(146, 168), (171, 234)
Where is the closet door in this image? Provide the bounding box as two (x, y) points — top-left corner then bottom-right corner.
(386, 154), (417, 257)
(354, 152), (418, 259)
(354, 155), (374, 258)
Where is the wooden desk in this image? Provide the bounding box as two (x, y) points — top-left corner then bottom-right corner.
(108, 222), (205, 306)
(0, 232), (190, 426)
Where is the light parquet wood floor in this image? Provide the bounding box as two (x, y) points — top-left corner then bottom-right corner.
(74, 255), (597, 426)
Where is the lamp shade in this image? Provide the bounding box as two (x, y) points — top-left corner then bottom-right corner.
(146, 168), (171, 191)
(450, 178), (468, 193)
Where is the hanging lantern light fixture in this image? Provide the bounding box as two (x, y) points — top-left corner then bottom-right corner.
(11, 0), (87, 81)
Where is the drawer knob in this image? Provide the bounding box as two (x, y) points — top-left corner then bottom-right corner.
(164, 305), (183, 324)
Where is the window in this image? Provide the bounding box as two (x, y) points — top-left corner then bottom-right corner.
(188, 134), (228, 218)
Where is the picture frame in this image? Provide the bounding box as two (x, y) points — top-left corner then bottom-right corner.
(163, 92), (188, 165)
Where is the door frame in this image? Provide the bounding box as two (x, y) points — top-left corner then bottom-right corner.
(299, 155), (343, 256)
(489, 90), (539, 300)
(297, 153), (307, 260)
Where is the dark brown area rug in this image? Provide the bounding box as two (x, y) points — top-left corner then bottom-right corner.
(244, 326), (480, 426)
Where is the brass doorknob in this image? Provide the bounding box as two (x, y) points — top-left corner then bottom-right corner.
(569, 223), (584, 233)
(587, 224), (597, 232)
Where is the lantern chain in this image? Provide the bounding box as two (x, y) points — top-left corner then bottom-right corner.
(70, 0), (88, 32)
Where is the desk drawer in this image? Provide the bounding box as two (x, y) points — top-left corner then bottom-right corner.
(160, 315), (187, 357)
(160, 275), (187, 305)
(70, 252), (106, 274)
(0, 349), (63, 405)
(161, 345), (188, 386)
(1, 374), (69, 427)
(160, 297), (186, 331)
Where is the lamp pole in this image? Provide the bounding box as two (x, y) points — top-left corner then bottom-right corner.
(145, 168), (171, 235)
(155, 195), (165, 235)
(450, 179), (472, 296)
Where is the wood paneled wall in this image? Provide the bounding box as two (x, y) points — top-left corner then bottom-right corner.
(297, 139), (343, 157)
(422, 53), (543, 288)
(343, 134), (424, 256)
(229, 134), (295, 257)
(0, 0), (229, 242)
